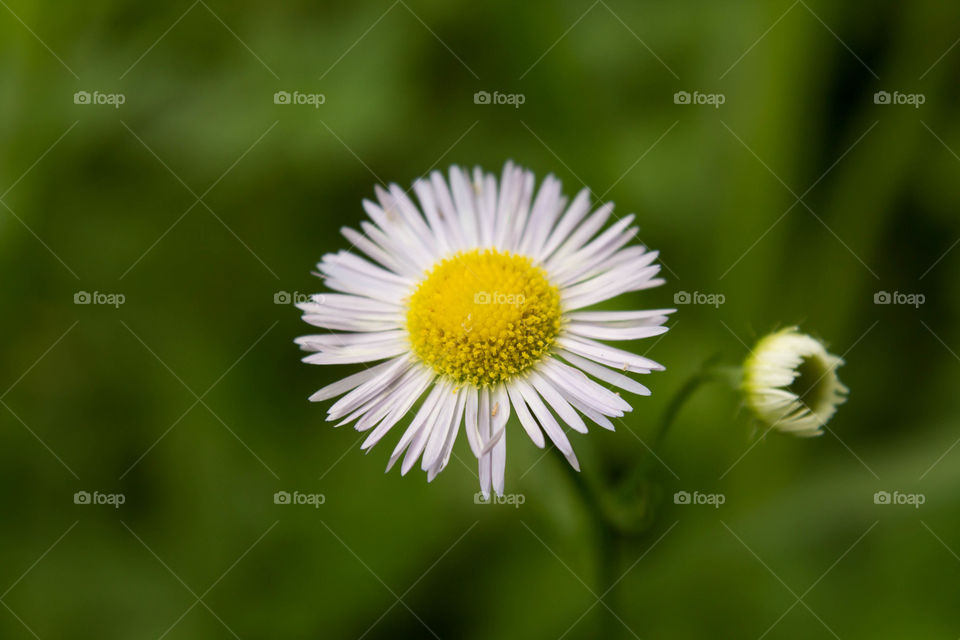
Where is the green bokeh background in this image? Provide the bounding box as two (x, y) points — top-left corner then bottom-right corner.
(1, 1), (959, 637)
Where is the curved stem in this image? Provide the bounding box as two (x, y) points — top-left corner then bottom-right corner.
(652, 354), (732, 451)
(552, 446), (609, 526)
(549, 355), (738, 638)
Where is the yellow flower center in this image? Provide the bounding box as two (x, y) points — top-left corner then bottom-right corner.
(406, 249), (562, 388)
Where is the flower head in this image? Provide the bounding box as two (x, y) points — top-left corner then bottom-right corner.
(742, 327), (847, 437)
(296, 162), (673, 496)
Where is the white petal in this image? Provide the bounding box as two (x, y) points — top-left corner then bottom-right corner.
(493, 162), (522, 248)
(300, 316), (401, 333)
(360, 368), (434, 450)
(478, 387), (492, 498)
(412, 178), (453, 255)
(387, 382), (445, 471)
(476, 169), (497, 247)
(565, 308), (675, 323)
(360, 220), (428, 275)
(327, 357), (410, 421)
(307, 357), (401, 402)
(506, 383), (545, 448)
(463, 386), (482, 457)
(540, 357), (631, 415)
(540, 188), (591, 260)
(301, 339), (407, 365)
(429, 170), (467, 250)
(506, 170), (536, 253)
(296, 330), (405, 352)
(435, 392), (466, 474)
(548, 215), (636, 285)
(527, 371), (588, 434)
(340, 226), (420, 279)
(386, 184), (438, 252)
(521, 175), (564, 258)
(320, 251), (411, 287)
(352, 366), (425, 431)
(513, 378), (579, 470)
(561, 264), (662, 310)
(450, 166), (480, 247)
(566, 395), (615, 431)
(547, 202), (613, 265)
(558, 335), (665, 373)
(557, 349), (651, 396)
(492, 422), (506, 497)
(566, 322), (670, 342)
(299, 293), (401, 313)
(422, 388), (462, 471)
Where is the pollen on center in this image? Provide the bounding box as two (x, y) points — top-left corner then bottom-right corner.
(405, 249), (562, 387)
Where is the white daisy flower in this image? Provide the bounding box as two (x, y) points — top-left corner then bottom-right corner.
(742, 327), (848, 437)
(296, 162), (673, 497)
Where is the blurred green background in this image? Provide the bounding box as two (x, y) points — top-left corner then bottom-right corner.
(1, 0), (959, 637)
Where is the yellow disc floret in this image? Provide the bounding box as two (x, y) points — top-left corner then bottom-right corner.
(406, 249), (563, 388)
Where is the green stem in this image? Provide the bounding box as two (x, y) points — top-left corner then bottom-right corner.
(552, 448), (623, 637)
(652, 354), (736, 451)
(550, 356), (740, 637)
(597, 527), (621, 639)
